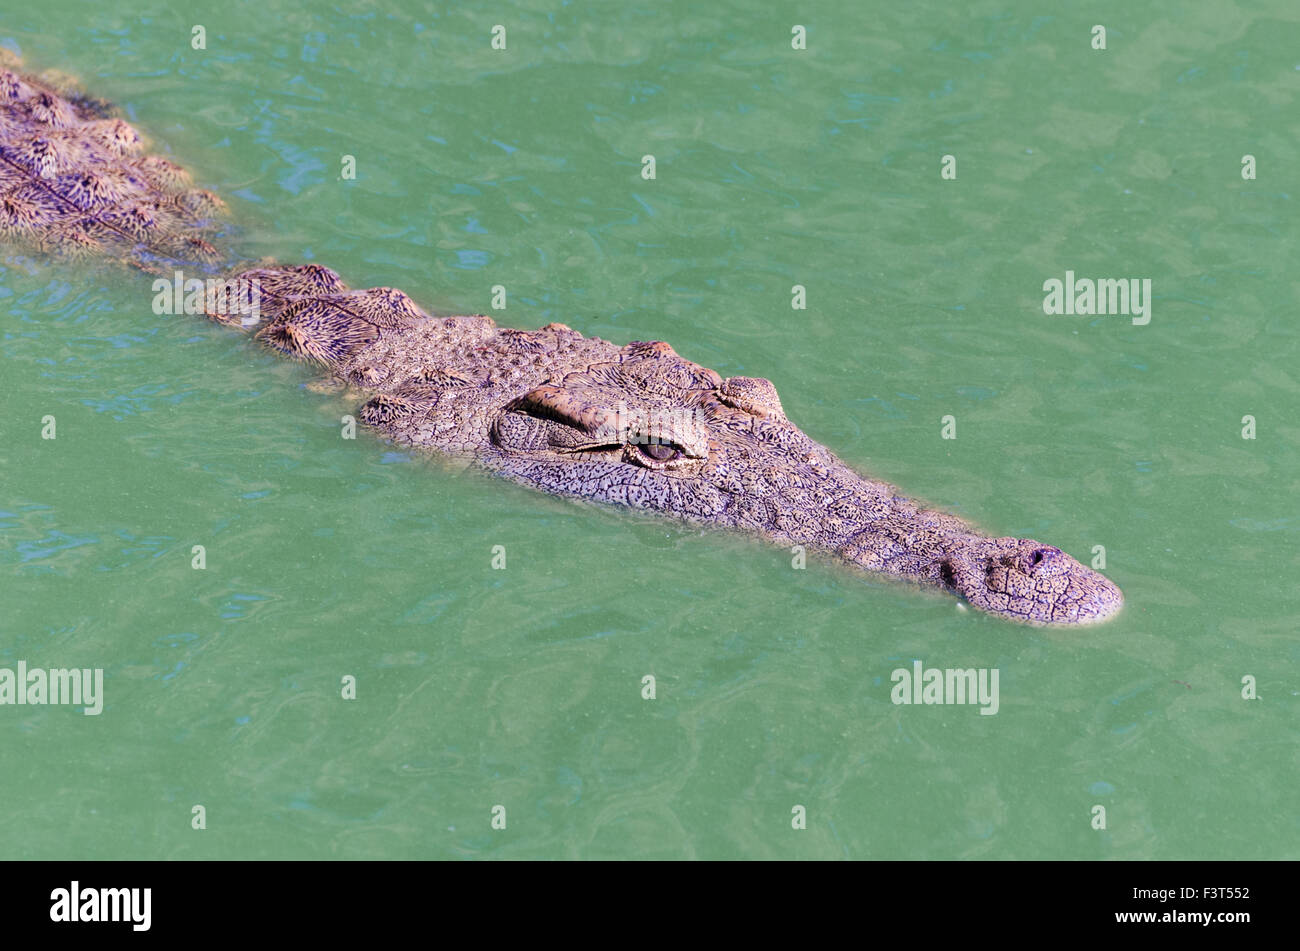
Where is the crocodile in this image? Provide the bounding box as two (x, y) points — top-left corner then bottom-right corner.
(0, 52), (1122, 625)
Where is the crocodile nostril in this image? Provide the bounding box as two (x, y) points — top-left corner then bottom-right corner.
(1027, 547), (1062, 572)
(939, 561), (956, 587)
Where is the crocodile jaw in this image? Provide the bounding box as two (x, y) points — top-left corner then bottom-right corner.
(937, 537), (1124, 626)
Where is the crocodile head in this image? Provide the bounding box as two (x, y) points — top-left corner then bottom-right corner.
(204, 264), (1122, 626)
(479, 339), (1123, 626)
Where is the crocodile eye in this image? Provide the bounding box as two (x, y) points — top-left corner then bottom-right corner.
(640, 442), (680, 462)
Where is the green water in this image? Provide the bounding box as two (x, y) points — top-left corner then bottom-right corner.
(2, 0), (1297, 860)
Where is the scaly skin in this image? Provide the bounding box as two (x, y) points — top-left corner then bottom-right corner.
(204, 264), (1123, 625)
(0, 50), (222, 266)
(0, 53), (1122, 624)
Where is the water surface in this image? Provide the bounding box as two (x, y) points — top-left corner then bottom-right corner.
(1, 0), (1296, 859)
